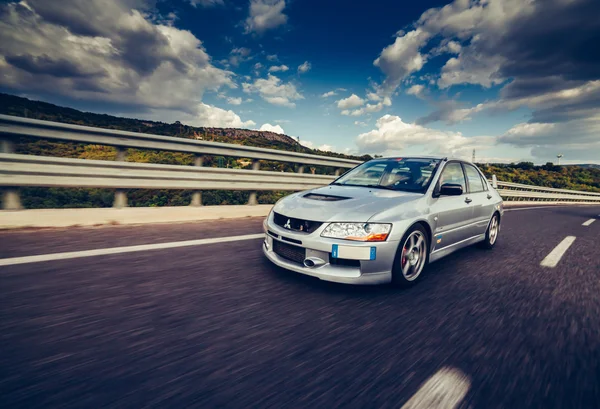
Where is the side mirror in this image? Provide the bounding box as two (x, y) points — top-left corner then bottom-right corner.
(439, 183), (463, 196)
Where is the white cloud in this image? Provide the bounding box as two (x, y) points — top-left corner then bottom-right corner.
(438, 52), (505, 89)
(245, 0), (288, 35)
(406, 84), (426, 99)
(336, 94), (366, 109)
(299, 140), (314, 149)
(254, 62), (263, 70)
(297, 61), (311, 74)
(259, 123), (285, 134)
(226, 97), (242, 105)
(321, 87), (347, 98)
(374, 28), (431, 94)
(189, 0), (224, 7)
(194, 103), (255, 128)
(342, 97), (392, 116)
(317, 144), (333, 152)
(498, 117), (600, 163)
(356, 114), (494, 157)
(242, 74), (303, 108)
(502, 122), (557, 141)
(268, 64), (289, 72)
(0, 0), (234, 113)
(229, 47), (252, 67)
(367, 92), (381, 101)
(151, 103), (255, 129)
(274, 119), (290, 123)
(266, 54), (278, 61)
(354, 121), (368, 127)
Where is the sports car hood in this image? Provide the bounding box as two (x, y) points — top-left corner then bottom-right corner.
(273, 185), (422, 222)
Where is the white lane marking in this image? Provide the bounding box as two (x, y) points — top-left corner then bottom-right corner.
(0, 233), (264, 267)
(400, 367), (470, 409)
(582, 218), (596, 226)
(540, 236), (576, 268)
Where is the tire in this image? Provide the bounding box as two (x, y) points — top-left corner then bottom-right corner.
(478, 212), (500, 249)
(392, 224), (429, 286)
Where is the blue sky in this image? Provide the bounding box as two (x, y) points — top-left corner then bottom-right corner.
(1, 0), (599, 163)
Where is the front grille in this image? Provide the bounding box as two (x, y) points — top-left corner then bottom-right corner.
(329, 256), (361, 268)
(273, 212), (322, 233)
(273, 240), (306, 264)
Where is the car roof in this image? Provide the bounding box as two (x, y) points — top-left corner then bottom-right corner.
(376, 155), (474, 164)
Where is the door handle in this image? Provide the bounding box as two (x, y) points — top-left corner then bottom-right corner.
(465, 197), (472, 204)
(487, 194), (492, 199)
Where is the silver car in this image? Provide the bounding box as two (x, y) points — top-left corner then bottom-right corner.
(263, 156), (503, 285)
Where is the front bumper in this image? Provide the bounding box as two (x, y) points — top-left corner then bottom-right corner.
(262, 216), (397, 285)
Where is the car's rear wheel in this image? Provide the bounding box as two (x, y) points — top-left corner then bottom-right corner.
(478, 212), (500, 249)
(392, 225), (429, 286)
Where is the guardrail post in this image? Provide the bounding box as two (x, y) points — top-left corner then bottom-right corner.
(492, 174), (498, 189)
(113, 147), (127, 208)
(248, 160), (260, 205)
(190, 155), (204, 206)
(334, 168), (342, 176)
(1, 138), (22, 210)
(297, 165), (304, 174)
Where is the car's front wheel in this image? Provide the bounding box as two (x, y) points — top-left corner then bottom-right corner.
(478, 212), (500, 249)
(392, 225), (429, 286)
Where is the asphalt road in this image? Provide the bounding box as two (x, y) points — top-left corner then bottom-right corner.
(1, 206), (599, 408)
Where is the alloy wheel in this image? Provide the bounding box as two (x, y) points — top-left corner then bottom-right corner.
(400, 231), (427, 281)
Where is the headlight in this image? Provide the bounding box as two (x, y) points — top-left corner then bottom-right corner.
(321, 223), (391, 242)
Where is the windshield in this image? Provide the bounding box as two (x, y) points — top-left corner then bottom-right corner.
(333, 158), (441, 193)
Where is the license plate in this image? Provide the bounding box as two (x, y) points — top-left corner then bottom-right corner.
(332, 244), (376, 260)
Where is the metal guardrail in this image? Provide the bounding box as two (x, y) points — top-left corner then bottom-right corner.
(0, 154), (335, 191)
(497, 189), (600, 202)
(0, 114), (358, 209)
(497, 181), (600, 197)
(0, 114), (598, 209)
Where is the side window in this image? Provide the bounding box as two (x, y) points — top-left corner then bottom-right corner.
(480, 174), (489, 191)
(438, 162), (466, 193)
(464, 164), (485, 193)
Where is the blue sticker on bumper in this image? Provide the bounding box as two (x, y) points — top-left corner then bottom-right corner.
(370, 247), (376, 260)
(331, 244), (339, 258)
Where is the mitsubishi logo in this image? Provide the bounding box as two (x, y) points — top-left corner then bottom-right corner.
(284, 219), (291, 229)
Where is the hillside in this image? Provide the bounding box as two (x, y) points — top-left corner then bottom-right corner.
(0, 93), (369, 161)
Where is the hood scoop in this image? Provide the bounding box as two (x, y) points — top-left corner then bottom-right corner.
(303, 193), (350, 202)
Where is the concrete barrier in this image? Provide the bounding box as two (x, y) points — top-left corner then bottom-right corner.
(0, 205), (273, 229)
(1, 202), (598, 230)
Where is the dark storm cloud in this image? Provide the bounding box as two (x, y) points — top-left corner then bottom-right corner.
(497, 0), (600, 84)
(0, 0), (233, 111)
(499, 77), (586, 100)
(5, 55), (106, 78)
(414, 0), (600, 127)
(25, 0), (151, 37)
(114, 23), (188, 76)
(20, 0), (183, 77)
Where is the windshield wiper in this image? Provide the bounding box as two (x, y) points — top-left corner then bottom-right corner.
(364, 184), (395, 190)
(335, 183), (394, 190)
